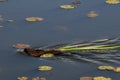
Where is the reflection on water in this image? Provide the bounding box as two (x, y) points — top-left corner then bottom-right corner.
(0, 0), (120, 80)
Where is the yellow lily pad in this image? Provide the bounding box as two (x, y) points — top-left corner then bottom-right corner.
(93, 76), (112, 80)
(38, 66), (53, 71)
(25, 17), (44, 22)
(32, 77), (46, 80)
(98, 66), (115, 70)
(60, 5), (75, 9)
(80, 77), (93, 80)
(113, 67), (120, 72)
(40, 53), (54, 58)
(106, 0), (120, 4)
(17, 76), (28, 80)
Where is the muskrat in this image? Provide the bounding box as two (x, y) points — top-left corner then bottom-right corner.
(24, 48), (64, 57)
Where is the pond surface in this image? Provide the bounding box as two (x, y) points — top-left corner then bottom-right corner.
(0, 0), (120, 80)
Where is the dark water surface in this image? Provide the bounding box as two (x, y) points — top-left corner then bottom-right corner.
(0, 0), (120, 80)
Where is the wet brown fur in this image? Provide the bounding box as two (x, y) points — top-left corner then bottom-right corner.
(24, 48), (63, 57)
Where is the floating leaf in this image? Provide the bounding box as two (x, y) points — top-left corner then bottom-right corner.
(80, 77), (93, 80)
(98, 66), (115, 70)
(60, 5), (75, 9)
(93, 76), (112, 80)
(106, 0), (120, 4)
(114, 67), (120, 72)
(87, 11), (98, 18)
(25, 17), (44, 22)
(38, 66), (53, 71)
(7, 19), (14, 22)
(72, 0), (81, 4)
(13, 44), (30, 49)
(32, 77), (46, 80)
(40, 53), (54, 58)
(17, 76), (28, 80)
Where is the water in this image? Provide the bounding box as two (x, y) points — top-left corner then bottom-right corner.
(0, 0), (120, 80)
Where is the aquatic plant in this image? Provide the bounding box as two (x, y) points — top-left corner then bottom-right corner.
(80, 76), (112, 80)
(7, 19), (14, 22)
(114, 67), (120, 72)
(98, 66), (120, 73)
(60, 5), (76, 9)
(72, 0), (81, 4)
(80, 77), (93, 80)
(25, 17), (44, 22)
(40, 53), (54, 58)
(106, 0), (120, 4)
(87, 11), (98, 18)
(38, 66), (53, 71)
(93, 76), (112, 80)
(17, 76), (28, 80)
(32, 77), (46, 80)
(13, 44), (30, 49)
(98, 66), (115, 70)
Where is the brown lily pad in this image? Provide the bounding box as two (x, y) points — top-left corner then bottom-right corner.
(25, 17), (44, 22)
(13, 44), (30, 49)
(87, 11), (98, 18)
(72, 0), (81, 4)
(80, 77), (93, 80)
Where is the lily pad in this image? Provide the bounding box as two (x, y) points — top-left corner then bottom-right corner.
(7, 19), (14, 22)
(25, 17), (44, 22)
(17, 76), (28, 80)
(93, 76), (112, 80)
(40, 53), (54, 58)
(114, 67), (120, 72)
(87, 11), (98, 18)
(72, 0), (81, 4)
(38, 66), (53, 71)
(60, 5), (75, 9)
(13, 44), (30, 49)
(98, 66), (115, 70)
(80, 77), (93, 80)
(106, 0), (120, 4)
(32, 77), (46, 80)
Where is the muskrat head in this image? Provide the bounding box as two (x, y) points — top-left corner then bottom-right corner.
(24, 48), (45, 57)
